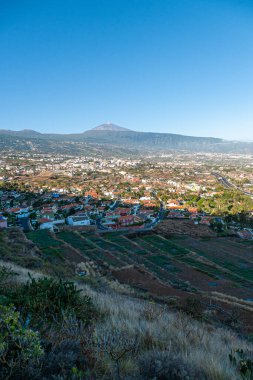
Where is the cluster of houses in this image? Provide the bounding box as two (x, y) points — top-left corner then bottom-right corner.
(0, 190), (155, 232)
(1, 189), (253, 238)
(102, 207), (145, 229)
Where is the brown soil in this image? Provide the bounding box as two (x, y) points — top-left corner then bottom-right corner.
(112, 266), (253, 333)
(155, 219), (216, 238)
(112, 266), (189, 298)
(60, 245), (86, 264)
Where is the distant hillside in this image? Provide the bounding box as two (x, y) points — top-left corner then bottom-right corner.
(82, 129), (223, 151)
(1, 125), (253, 154)
(0, 129), (42, 137)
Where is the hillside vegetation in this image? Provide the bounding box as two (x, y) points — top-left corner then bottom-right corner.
(0, 260), (253, 380)
(1, 227), (253, 379)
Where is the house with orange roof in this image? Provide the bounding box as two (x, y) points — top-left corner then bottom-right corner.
(38, 218), (54, 231)
(84, 190), (99, 198)
(114, 207), (131, 216)
(118, 215), (143, 226)
(123, 198), (140, 205)
(187, 207), (198, 213)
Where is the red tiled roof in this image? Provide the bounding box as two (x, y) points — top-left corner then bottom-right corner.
(38, 218), (53, 224)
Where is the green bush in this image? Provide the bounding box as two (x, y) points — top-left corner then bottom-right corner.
(182, 298), (204, 319)
(10, 277), (96, 326)
(229, 349), (253, 379)
(0, 304), (43, 379)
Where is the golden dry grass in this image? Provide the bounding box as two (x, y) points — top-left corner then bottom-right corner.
(1, 259), (252, 379)
(79, 283), (253, 379)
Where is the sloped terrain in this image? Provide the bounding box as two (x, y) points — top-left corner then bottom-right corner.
(16, 228), (253, 334)
(0, 259), (252, 380)
(1, 227), (253, 379)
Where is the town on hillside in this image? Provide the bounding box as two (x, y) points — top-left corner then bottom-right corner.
(1, 150), (253, 238)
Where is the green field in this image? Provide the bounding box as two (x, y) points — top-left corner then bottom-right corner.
(25, 230), (253, 294)
(57, 231), (94, 251)
(27, 230), (65, 261)
(27, 230), (61, 248)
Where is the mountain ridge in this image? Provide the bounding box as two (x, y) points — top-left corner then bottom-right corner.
(1, 124), (253, 154)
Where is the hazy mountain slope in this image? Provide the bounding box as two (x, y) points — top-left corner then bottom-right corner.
(0, 133), (139, 157)
(0, 129), (42, 137)
(1, 127), (253, 154)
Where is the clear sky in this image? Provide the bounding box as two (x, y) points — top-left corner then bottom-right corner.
(0, 0), (253, 140)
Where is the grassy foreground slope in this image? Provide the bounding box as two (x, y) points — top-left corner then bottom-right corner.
(25, 228), (253, 335)
(0, 260), (253, 380)
(1, 227), (253, 332)
(1, 227), (253, 379)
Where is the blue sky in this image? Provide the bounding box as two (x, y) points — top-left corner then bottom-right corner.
(0, 0), (253, 140)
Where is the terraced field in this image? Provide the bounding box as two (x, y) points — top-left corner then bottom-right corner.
(22, 228), (253, 330)
(26, 229), (253, 300)
(27, 230), (65, 261)
(0, 227), (248, 334)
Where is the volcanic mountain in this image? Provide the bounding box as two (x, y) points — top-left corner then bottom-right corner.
(1, 123), (253, 155)
(90, 123), (131, 132)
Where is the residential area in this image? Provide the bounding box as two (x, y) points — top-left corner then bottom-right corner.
(1, 149), (253, 238)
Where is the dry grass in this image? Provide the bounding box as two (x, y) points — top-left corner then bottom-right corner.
(78, 283), (253, 379)
(211, 291), (253, 306)
(207, 291), (253, 313)
(0, 259), (45, 283)
(0, 257), (252, 379)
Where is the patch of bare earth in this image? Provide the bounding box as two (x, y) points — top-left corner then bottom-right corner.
(155, 219), (216, 238)
(112, 266), (189, 298)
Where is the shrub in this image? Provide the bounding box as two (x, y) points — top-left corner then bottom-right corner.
(0, 266), (17, 291)
(42, 340), (85, 378)
(229, 349), (253, 379)
(182, 298), (204, 319)
(138, 350), (211, 380)
(0, 266), (18, 306)
(92, 325), (140, 379)
(38, 313), (98, 379)
(0, 304), (43, 379)
(10, 277), (96, 326)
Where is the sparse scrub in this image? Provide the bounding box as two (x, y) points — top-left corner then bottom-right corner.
(182, 297), (204, 319)
(78, 286), (252, 379)
(0, 258), (252, 379)
(0, 305), (43, 380)
(229, 349), (253, 379)
(0, 266), (17, 290)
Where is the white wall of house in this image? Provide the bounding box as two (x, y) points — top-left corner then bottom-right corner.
(66, 216), (90, 226)
(53, 219), (65, 225)
(39, 221), (54, 230)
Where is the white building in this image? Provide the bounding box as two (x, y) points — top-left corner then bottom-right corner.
(39, 218), (54, 231)
(66, 215), (90, 226)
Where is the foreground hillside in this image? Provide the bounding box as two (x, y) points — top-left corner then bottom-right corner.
(1, 227), (253, 379)
(0, 258), (253, 380)
(1, 226), (253, 334)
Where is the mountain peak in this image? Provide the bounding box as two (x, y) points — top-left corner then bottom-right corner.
(90, 123), (131, 132)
